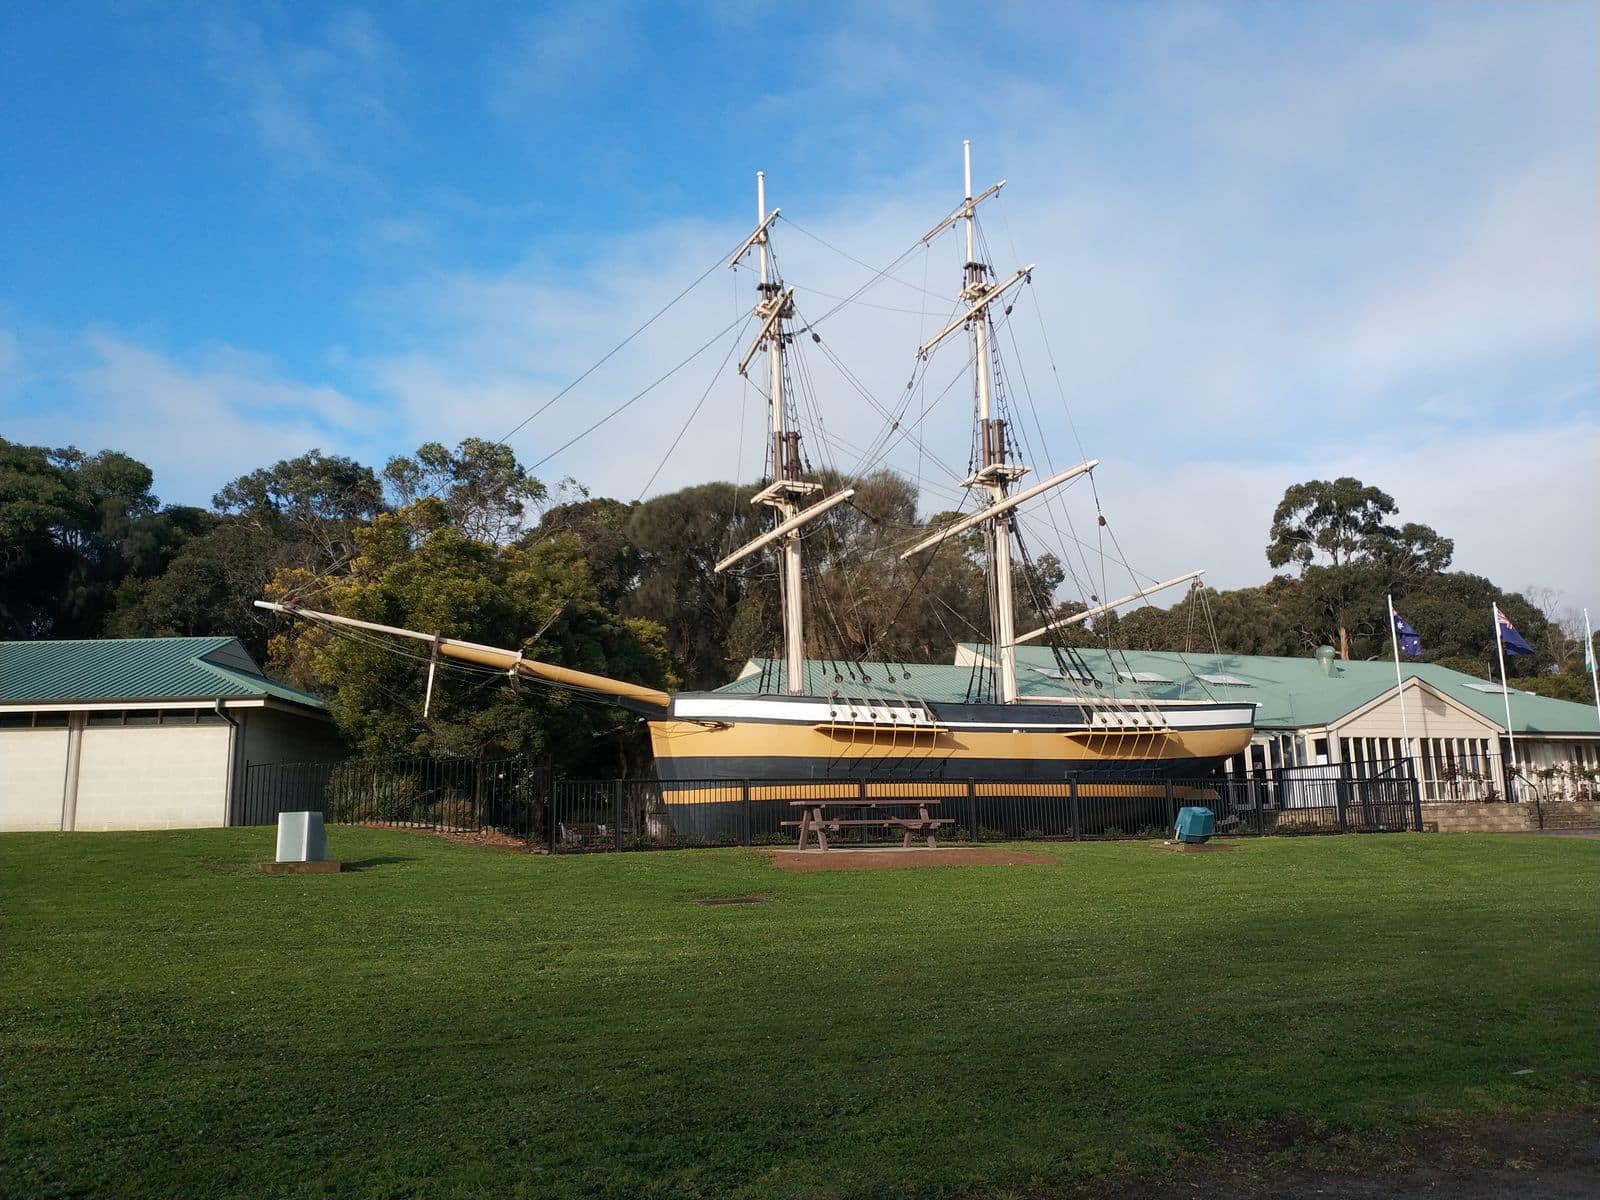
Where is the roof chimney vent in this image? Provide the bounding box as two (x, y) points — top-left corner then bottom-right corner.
(1314, 645), (1336, 677)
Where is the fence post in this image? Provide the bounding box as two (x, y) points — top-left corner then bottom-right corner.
(613, 780), (625, 851)
(966, 779), (978, 841)
(1336, 771), (1349, 833)
(741, 780), (751, 847)
(1070, 779), (1081, 841)
(1408, 758), (1423, 832)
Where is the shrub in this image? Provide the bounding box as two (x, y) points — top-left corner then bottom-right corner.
(429, 796), (478, 830)
(327, 764), (426, 824)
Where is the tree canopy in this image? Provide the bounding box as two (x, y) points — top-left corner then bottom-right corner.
(1265, 476), (1456, 659)
(7, 436), (1595, 768)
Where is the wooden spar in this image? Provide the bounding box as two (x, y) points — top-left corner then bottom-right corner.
(916, 265), (1034, 360)
(1013, 570), (1206, 645)
(252, 601), (672, 710)
(728, 207), (780, 267)
(920, 180), (1006, 244)
(714, 488), (855, 573)
(422, 632), (441, 717)
(898, 461), (1097, 559)
(736, 287), (794, 377)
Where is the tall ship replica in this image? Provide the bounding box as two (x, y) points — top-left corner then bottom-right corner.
(259, 144), (1256, 805)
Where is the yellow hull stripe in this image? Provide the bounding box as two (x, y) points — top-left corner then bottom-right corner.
(647, 720), (1251, 764)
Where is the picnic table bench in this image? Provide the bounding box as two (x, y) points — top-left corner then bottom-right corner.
(781, 797), (953, 851)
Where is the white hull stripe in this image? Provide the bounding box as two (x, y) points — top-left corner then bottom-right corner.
(670, 695), (1255, 732)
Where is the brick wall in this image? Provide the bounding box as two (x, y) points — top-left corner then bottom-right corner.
(1420, 801), (1600, 833)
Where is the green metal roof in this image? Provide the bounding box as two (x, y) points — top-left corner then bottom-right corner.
(0, 637), (326, 710)
(718, 659), (1012, 703)
(724, 647), (1600, 736)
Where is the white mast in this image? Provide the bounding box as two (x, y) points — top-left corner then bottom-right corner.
(959, 140), (1027, 703)
(747, 173), (817, 694)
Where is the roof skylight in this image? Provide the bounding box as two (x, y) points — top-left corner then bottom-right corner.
(1196, 673), (1252, 686)
(1117, 671), (1174, 684)
(1032, 666), (1093, 682)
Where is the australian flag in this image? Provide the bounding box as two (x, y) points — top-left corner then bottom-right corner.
(1497, 609), (1534, 656)
(1392, 611), (1422, 658)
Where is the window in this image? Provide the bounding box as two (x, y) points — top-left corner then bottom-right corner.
(1464, 681), (1524, 694)
(124, 710), (160, 726)
(0, 713), (34, 729)
(87, 711), (125, 726)
(31, 712), (69, 727)
(1196, 673), (1252, 687)
(160, 710), (196, 725)
(1117, 671), (1174, 684)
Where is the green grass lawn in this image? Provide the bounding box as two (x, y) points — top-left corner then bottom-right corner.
(2, 830), (1596, 1199)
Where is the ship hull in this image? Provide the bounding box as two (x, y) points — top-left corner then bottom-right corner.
(647, 692), (1255, 815)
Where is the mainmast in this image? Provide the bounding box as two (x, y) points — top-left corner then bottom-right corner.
(960, 143), (1027, 703)
(908, 143), (1031, 701)
(717, 173), (828, 695)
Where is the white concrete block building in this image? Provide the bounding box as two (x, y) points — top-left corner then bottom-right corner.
(1, 637), (343, 832)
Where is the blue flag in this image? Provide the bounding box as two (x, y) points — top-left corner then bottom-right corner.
(1392, 612), (1422, 658)
(1496, 609), (1534, 656)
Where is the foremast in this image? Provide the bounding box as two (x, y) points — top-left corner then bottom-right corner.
(715, 174), (851, 696)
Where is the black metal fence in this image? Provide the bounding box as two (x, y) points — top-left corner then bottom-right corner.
(543, 770), (1425, 852)
(239, 754), (1428, 851)
(239, 755), (551, 841)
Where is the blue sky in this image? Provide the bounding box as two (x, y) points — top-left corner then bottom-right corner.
(2, 1), (1596, 616)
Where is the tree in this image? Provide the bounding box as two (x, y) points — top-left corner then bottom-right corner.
(0, 438), (194, 638)
(107, 520), (278, 654)
(214, 450), (385, 534)
(382, 439), (545, 545)
(108, 450), (386, 657)
(266, 502), (674, 774)
(625, 482), (763, 689)
(524, 495), (641, 612)
(1266, 477), (1454, 659)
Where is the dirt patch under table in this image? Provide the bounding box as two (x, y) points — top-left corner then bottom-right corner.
(764, 846), (1057, 872)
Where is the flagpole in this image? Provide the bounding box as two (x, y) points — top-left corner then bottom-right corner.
(1388, 594), (1412, 764)
(1493, 602), (1517, 771)
(1585, 607), (1599, 726)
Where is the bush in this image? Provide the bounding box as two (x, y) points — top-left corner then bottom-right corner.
(327, 764), (427, 823)
(429, 796), (478, 830)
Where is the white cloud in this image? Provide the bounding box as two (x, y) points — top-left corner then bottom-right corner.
(12, 1), (1597, 619)
(205, 8), (404, 181)
(487, 1), (642, 117)
(1082, 419), (1600, 612)
(1, 331), (373, 505)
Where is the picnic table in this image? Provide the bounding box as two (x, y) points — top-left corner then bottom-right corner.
(782, 797), (953, 851)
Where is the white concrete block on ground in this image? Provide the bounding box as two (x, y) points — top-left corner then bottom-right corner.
(276, 811), (327, 862)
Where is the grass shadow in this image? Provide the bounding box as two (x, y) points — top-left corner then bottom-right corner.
(341, 856), (417, 871)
